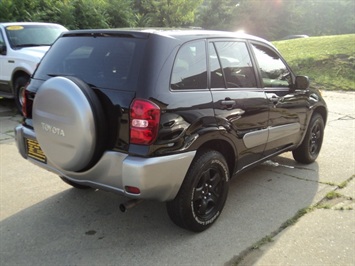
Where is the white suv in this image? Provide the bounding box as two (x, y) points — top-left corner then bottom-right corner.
(0, 22), (67, 113)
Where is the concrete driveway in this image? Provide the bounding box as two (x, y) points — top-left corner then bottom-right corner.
(0, 91), (354, 265)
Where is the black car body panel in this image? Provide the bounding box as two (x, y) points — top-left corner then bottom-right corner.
(15, 29), (327, 231)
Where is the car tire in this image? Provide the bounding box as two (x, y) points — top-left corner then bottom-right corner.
(292, 113), (324, 164)
(14, 75), (29, 115)
(166, 150), (229, 232)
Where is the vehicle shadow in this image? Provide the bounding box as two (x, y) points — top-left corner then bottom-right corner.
(0, 98), (18, 116)
(0, 154), (321, 266)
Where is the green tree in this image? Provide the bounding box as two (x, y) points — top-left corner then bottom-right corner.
(28, 0), (75, 28)
(297, 0), (355, 37)
(137, 0), (203, 27)
(196, 0), (240, 30)
(0, 0), (136, 29)
(105, 0), (136, 28)
(2, 0), (354, 35)
(0, 0), (12, 21)
(71, 0), (109, 29)
(197, 0), (355, 40)
(0, 0), (37, 21)
(235, 0), (285, 39)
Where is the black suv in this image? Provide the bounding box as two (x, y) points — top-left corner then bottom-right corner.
(15, 29), (327, 232)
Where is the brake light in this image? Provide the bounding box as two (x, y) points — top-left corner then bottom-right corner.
(130, 99), (160, 145)
(22, 90), (33, 118)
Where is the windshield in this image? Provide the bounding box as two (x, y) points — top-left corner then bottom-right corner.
(34, 35), (147, 91)
(5, 24), (66, 48)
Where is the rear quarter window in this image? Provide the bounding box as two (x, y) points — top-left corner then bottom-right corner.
(34, 36), (146, 91)
(171, 40), (207, 90)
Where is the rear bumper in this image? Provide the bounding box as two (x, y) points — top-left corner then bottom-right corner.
(15, 125), (195, 201)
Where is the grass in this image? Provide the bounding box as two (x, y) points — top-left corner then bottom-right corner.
(338, 175), (355, 189)
(273, 34), (355, 91)
(251, 235), (273, 250)
(325, 191), (342, 200)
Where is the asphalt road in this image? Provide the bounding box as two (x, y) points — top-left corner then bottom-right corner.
(0, 90), (354, 266)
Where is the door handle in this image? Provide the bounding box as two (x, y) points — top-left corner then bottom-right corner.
(221, 98), (236, 110)
(221, 100), (236, 106)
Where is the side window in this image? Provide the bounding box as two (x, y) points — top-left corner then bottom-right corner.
(0, 30), (7, 56)
(252, 44), (291, 88)
(171, 40), (207, 90)
(209, 43), (225, 88)
(212, 41), (257, 88)
(0, 31), (5, 52)
(0, 31), (4, 45)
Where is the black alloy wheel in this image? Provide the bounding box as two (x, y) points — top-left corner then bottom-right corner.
(167, 150), (229, 232)
(293, 113), (324, 164)
(193, 167), (225, 221)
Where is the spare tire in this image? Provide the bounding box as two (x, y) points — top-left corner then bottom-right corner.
(33, 76), (107, 172)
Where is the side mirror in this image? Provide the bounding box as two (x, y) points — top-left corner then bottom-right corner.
(0, 44), (6, 55)
(294, 75), (310, 90)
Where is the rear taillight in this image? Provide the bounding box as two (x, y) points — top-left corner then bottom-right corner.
(125, 186), (141, 194)
(130, 99), (160, 145)
(22, 90), (33, 118)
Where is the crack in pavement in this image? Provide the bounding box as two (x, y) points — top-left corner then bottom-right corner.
(262, 161), (353, 186)
(229, 173), (355, 266)
(337, 115), (355, 120)
(328, 114), (355, 123)
(227, 175), (355, 266)
(263, 167), (335, 186)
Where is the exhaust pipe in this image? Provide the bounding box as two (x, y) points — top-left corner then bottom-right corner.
(119, 199), (143, 212)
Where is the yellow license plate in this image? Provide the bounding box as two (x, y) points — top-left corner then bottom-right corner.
(26, 139), (47, 163)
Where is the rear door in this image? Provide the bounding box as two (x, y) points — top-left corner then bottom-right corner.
(209, 40), (269, 172)
(250, 42), (309, 157)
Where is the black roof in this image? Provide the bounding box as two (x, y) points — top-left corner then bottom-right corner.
(62, 28), (268, 43)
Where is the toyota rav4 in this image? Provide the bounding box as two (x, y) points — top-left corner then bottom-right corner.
(15, 29), (327, 232)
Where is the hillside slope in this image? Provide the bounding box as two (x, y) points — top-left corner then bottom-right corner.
(273, 34), (355, 91)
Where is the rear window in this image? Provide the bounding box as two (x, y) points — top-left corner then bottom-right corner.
(34, 35), (146, 91)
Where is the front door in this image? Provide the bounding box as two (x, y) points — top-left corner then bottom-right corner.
(250, 42), (309, 157)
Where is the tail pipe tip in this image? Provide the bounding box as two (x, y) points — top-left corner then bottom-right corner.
(119, 199), (143, 212)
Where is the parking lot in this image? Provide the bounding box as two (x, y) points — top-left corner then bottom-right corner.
(1, 90), (354, 265)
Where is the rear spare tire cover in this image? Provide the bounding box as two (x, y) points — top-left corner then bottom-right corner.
(33, 76), (106, 172)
